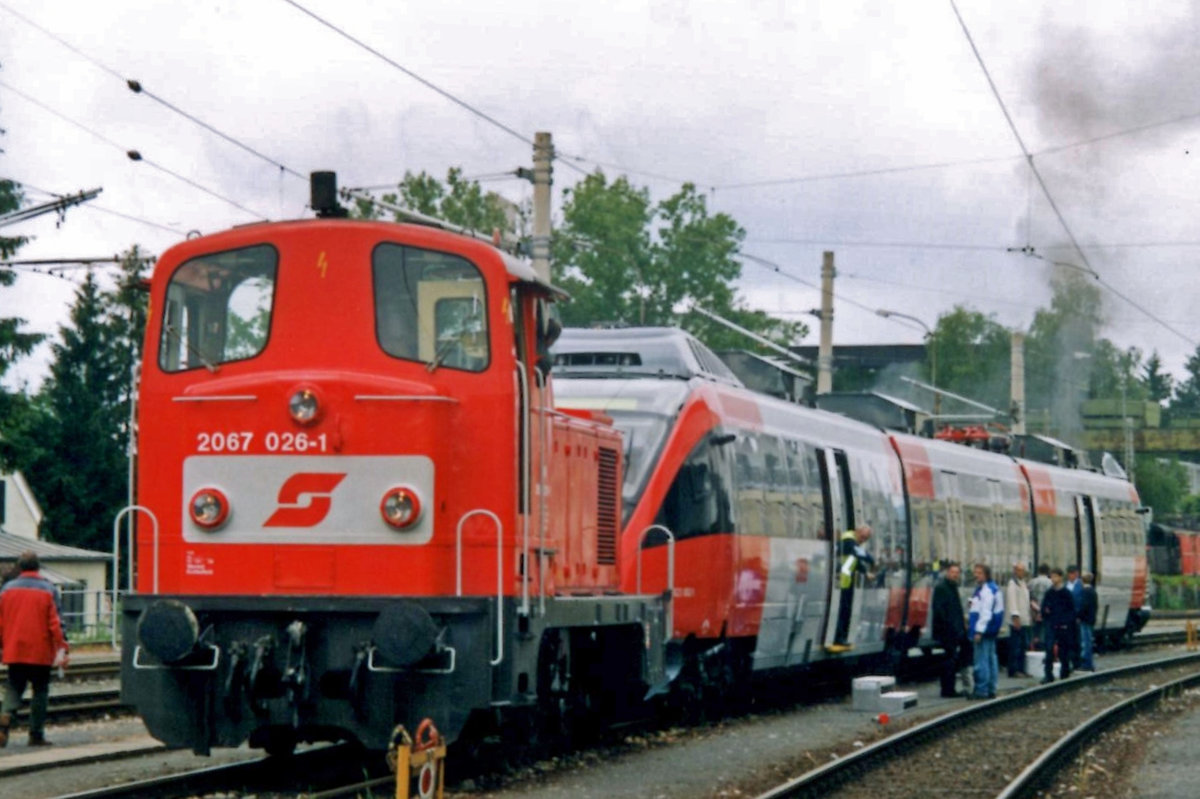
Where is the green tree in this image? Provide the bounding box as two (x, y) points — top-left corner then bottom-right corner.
(554, 172), (803, 350)
(1171, 345), (1200, 417)
(353, 167), (512, 235)
(1134, 454), (1188, 516)
(552, 171), (654, 327)
(926, 306), (1011, 411)
(1086, 339), (1144, 402)
(1141, 351), (1174, 404)
(22, 272), (128, 549)
(0, 178), (48, 472)
(1, 180), (43, 381)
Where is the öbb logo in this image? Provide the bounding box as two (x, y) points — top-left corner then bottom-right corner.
(264, 473), (347, 528)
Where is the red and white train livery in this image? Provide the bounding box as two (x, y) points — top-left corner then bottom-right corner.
(552, 327), (1148, 687)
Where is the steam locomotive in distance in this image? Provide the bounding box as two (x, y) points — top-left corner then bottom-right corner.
(120, 174), (671, 755)
(552, 328), (1148, 693)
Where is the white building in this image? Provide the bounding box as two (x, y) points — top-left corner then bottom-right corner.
(1, 469), (110, 638)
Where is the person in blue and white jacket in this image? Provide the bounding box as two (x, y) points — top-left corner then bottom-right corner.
(968, 563), (1004, 699)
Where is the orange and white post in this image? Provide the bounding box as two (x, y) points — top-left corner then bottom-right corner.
(388, 719), (447, 799)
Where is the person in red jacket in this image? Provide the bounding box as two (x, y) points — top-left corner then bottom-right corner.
(0, 551), (69, 746)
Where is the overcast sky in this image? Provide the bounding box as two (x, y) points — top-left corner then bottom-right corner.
(2, 0), (1198, 390)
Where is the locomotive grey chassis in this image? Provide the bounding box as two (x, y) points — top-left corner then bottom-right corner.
(122, 592), (670, 754)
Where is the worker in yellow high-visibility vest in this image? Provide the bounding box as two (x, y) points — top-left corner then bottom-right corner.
(830, 524), (873, 650)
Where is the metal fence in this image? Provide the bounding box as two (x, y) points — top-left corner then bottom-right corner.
(58, 586), (122, 644)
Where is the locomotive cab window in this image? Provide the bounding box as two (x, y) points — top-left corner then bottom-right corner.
(159, 244), (278, 372)
(373, 243), (489, 372)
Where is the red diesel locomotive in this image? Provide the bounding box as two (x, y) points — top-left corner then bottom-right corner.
(552, 327), (1148, 694)
(120, 176), (671, 754)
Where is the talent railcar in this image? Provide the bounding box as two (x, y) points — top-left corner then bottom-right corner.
(120, 182), (670, 755)
(553, 327), (1149, 687)
(553, 328), (912, 682)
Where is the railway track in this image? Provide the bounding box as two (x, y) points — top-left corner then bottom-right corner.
(52, 741), (387, 799)
(997, 668), (1200, 798)
(6, 629), (1191, 796)
(753, 651), (1200, 799)
(0, 659), (120, 685)
(5, 687), (130, 726)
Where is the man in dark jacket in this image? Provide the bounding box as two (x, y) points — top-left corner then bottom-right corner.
(1066, 565), (1083, 667)
(1040, 568), (1074, 683)
(1078, 573), (1099, 671)
(0, 551), (69, 746)
(932, 562), (967, 698)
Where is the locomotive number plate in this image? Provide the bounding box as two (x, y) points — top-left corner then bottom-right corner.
(196, 431), (329, 454)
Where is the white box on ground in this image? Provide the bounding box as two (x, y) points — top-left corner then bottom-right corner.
(1025, 650), (1061, 678)
(852, 675), (897, 711)
(878, 690), (919, 715)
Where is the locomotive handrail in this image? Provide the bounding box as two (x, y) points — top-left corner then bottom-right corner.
(535, 367), (549, 617)
(636, 524), (676, 638)
(132, 643), (221, 671)
(353, 394), (459, 403)
(515, 364), (532, 618)
(111, 505), (160, 650)
(454, 509), (505, 666)
(171, 394), (258, 402)
(366, 645), (457, 675)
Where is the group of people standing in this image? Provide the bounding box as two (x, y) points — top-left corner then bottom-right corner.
(933, 559), (1098, 699)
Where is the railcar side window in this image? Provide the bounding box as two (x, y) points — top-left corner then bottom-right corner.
(159, 245), (278, 373)
(655, 435), (733, 540)
(373, 243), (489, 372)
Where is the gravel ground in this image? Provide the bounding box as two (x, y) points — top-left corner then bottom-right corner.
(444, 647), (1195, 799)
(818, 663), (1200, 799)
(0, 718), (257, 799)
(1034, 687), (1200, 799)
(2, 639), (1188, 799)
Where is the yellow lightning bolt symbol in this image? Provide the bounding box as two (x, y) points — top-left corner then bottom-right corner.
(317, 251), (329, 278)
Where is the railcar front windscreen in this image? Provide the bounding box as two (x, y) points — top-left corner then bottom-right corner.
(159, 244), (278, 372)
(554, 378), (689, 522)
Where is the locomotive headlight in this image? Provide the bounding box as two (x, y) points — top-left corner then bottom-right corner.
(288, 387), (321, 425)
(189, 487), (230, 530)
(380, 486), (422, 530)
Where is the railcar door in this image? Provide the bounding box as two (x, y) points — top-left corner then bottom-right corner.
(1075, 496), (1098, 580)
(818, 448), (857, 649)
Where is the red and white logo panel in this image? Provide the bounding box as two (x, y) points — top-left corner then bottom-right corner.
(182, 455), (433, 545)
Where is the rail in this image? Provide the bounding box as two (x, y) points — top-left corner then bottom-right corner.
(455, 508), (505, 666)
(110, 505), (159, 649)
(997, 666), (1200, 798)
(636, 524), (676, 637)
(754, 650), (1200, 799)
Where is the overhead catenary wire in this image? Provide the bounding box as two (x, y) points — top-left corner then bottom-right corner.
(0, 79), (269, 221)
(737, 251), (921, 329)
(716, 154), (1020, 190)
(949, 0), (1198, 349)
(0, 1), (307, 183)
(18, 181), (185, 236)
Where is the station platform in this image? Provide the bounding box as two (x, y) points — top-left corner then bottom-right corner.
(0, 732), (164, 777)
